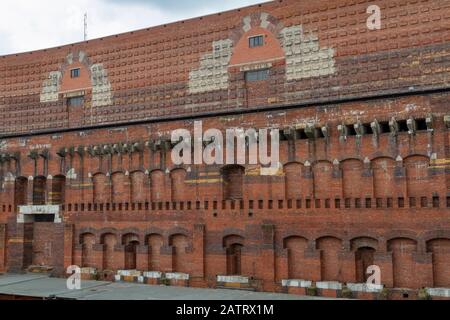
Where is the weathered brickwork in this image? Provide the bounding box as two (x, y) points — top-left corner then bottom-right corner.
(0, 0), (449, 298)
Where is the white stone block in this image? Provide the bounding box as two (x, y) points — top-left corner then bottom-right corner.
(426, 288), (450, 297)
(316, 281), (342, 290)
(117, 270), (141, 277)
(143, 271), (162, 279)
(81, 267), (97, 274)
(216, 275), (249, 284)
(346, 283), (383, 293)
(165, 272), (189, 280)
(281, 279), (312, 288)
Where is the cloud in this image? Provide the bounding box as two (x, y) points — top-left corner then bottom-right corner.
(0, 0), (266, 56)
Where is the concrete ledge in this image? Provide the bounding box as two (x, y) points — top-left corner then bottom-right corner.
(165, 272), (189, 280)
(81, 267), (97, 275)
(347, 283), (383, 293)
(143, 271), (162, 279)
(281, 279), (312, 288)
(316, 281), (342, 290)
(117, 270), (142, 277)
(217, 275), (249, 284)
(426, 288), (450, 297)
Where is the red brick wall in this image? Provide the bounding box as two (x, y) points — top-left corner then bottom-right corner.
(0, 91), (448, 290)
(0, 0), (449, 294)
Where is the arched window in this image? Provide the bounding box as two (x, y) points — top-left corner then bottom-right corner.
(122, 233), (140, 270)
(224, 235), (245, 276)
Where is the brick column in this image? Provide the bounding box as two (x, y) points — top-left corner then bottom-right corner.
(373, 251), (393, 288)
(93, 244), (104, 270)
(394, 159), (407, 200)
(73, 244), (82, 267)
(305, 240), (321, 281)
(114, 244), (125, 270)
(0, 224), (6, 272)
(136, 245), (149, 271)
(6, 216), (26, 273)
(277, 249), (289, 281)
(27, 176), (34, 205)
(160, 245), (174, 272)
(260, 224), (276, 291)
(338, 250), (356, 283)
(46, 175), (52, 204)
(413, 245), (433, 288)
(63, 224), (74, 270)
(191, 224), (205, 278)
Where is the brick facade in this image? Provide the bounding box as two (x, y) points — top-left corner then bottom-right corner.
(0, 0), (449, 298)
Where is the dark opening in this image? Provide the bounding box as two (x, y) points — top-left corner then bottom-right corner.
(316, 128), (325, 138)
(34, 214), (55, 222)
(346, 125), (357, 136)
(363, 123), (373, 134)
(416, 118), (427, 131)
(398, 120), (408, 132)
(379, 121), (390, 133)
(295, 129), (308, 140)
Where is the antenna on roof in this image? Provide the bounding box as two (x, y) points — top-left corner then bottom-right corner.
(84, 12), (88, 41)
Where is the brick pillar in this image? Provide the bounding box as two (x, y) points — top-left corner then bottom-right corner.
(260, 224), (276, 291)
(306, 240), (321, 281)
(114, 244), (125, 270)
(26, 176), (34, 205)
(0, 224), (6, 272)
(160, 245), (174, 272)
(191, 224), (205, 278)
(338, 250), (356, 283)
(136, 245), (149, 271)
(92, 244), (104, 270)
(6, 216), (26, 273)
(277, 249), (289, 282)
(73, 244), (82, 268)
(63, 224), (74, 270)
(164, 173), (172, 203)
(46, 175), (53, 204)
(43, 175), (50, 204)
(413, 247), (433, 288)
(394, 160), (407, 200)
(373, 251), (393, 288)
(3, 175), (15, 209)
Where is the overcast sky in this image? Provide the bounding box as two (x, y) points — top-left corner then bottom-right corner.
(0, 0), (267, 55)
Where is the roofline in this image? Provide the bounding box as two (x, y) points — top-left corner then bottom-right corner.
(0, 0), (275, 59)
(1, 85), (448, 140)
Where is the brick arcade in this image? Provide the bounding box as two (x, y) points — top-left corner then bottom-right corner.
(0, 0), (449, 299)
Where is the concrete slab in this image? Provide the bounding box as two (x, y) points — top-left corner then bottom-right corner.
(0, 274), (110, 298)
(0, 273), (331, 300)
